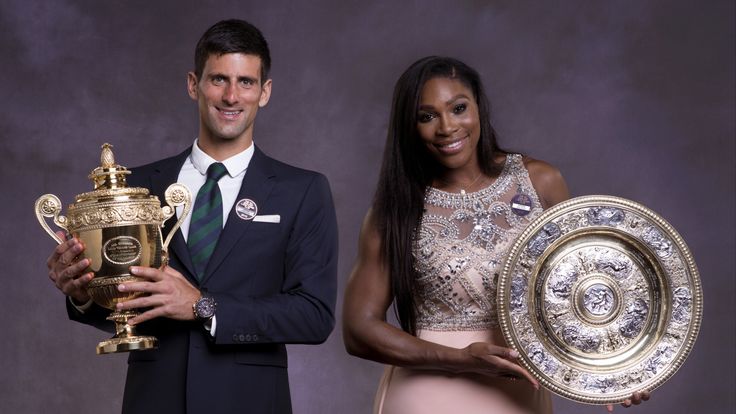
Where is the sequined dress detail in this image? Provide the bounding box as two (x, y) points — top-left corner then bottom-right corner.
(374, 154), (553, 414)
(413, 153), (543, 332)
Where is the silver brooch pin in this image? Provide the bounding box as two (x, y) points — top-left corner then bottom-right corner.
(235, 198), (258, 220)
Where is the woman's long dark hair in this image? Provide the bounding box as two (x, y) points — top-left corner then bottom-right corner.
(372, 56), (505, 335)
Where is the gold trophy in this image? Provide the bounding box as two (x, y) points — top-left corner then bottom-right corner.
(35, 144), (191, 354)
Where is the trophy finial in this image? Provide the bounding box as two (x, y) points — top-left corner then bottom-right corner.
(88, 143), (130, 190)
(101, 143), (115, 168)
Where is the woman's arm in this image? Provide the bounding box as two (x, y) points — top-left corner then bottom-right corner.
(342, 211), (538, 386)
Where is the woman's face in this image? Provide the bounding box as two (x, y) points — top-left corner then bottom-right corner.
(416, 77), (481, 173)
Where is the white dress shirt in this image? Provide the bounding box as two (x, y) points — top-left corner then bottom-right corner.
(177, 139), (254, 336)
(176, 139), (255, 239)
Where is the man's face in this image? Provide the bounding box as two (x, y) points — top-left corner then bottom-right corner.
(187, 53), (272, 147)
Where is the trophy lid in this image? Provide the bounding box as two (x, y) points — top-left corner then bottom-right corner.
(75, 143), (150, 203)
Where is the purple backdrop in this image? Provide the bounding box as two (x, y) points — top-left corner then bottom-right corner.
(1, 1), (733, 413)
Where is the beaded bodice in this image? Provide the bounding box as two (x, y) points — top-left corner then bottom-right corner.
(413, 154), (544, 331)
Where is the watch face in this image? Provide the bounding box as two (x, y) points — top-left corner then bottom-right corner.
(195, 296), (216, 319)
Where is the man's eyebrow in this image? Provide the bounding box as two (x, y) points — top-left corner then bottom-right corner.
(206, 73), (259, 84)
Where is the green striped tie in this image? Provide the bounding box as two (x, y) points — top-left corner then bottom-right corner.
(188, 162), (228, 280)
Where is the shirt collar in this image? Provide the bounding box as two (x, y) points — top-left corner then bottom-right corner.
(190, 139), (255, 177)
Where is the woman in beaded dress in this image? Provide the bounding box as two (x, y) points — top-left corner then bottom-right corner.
(343, 56), (648, 413)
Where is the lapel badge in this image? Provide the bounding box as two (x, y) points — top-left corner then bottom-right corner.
(235, 198), (258, 221)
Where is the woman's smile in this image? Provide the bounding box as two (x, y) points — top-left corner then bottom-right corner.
(433, 135), (469, 155)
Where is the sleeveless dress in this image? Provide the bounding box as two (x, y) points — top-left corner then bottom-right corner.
(374, 154), (553, 414)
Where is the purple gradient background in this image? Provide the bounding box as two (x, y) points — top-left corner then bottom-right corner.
(1, 1), (733, 413)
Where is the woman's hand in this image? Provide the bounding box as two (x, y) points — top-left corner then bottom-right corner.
(606, 391), (651, 411)
(457, 342), (539, 388)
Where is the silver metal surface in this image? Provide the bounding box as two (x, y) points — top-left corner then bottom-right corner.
(497, 195), (702, 404)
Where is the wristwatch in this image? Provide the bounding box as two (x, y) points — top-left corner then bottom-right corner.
(192, 294), (217, 321)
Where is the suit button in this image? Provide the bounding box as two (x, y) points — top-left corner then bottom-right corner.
(238, 334), (246, 342)
(252, 334), (259, 341)
(232, 334), (239, 342)
(245, 334), (252, 342)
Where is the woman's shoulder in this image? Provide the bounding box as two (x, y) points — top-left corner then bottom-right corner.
(519, 155), (570, 209)
(521, 156), (562, 183)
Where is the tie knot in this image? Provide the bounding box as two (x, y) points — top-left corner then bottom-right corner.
(206, 162), (228, 181)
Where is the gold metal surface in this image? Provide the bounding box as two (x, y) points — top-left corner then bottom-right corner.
(497, 195), (702, 404)
(35, 144), (191, 354)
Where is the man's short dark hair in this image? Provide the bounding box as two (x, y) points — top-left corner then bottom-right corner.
(194, 19), (271, 82)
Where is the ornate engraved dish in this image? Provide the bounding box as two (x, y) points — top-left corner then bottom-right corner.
(497, 195), (702, 404)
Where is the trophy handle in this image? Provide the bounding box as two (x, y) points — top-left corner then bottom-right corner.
(161, 183), (192, 251)
(34, 194), (69, 245)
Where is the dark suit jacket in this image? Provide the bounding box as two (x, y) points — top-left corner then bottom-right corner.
(68, 146), (338, 414)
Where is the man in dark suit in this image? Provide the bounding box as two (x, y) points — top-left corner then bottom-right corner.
(46, 19), (338, 413)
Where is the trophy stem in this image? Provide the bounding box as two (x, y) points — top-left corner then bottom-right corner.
(96, 310), (158, 355)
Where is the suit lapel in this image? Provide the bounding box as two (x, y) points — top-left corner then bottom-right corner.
(202, 146), (276, 284)
(147, 148), (198, 281)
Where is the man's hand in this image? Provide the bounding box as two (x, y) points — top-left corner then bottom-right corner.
(116, 266), (201, 325)
(46, 231), (93, 303)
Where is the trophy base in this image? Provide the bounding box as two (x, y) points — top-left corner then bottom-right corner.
(96, 335), (158, 354)
(96, 310), (159, 354)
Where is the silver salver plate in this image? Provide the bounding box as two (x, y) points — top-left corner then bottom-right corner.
(497, 195), (702, 404)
